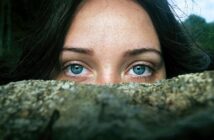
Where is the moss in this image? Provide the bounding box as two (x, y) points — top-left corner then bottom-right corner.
(0, 71), (214, 140)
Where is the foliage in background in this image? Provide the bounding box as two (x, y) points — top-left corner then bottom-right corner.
(184, 15), (214, 53)
(183, 15), (214, 70)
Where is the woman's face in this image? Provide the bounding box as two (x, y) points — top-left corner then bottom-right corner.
(56, 0), (166, 84)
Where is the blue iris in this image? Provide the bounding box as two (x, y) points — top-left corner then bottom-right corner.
(133, 65), (145, 75)
(69, 64), (84, 75)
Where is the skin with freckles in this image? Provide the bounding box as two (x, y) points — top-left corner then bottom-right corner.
(56, 0), (166, 85)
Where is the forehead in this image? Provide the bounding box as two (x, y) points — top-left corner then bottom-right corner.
(76, 0), (149, 24)
(79, 0), (143, 13)
(64, 0), (160, 51)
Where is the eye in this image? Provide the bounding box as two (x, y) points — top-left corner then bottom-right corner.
(64, 64), (88, 76)
(60, 62), (93, 82)
(128, 64), (153, 77)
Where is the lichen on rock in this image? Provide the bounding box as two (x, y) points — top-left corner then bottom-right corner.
(0, 71), (214, 140)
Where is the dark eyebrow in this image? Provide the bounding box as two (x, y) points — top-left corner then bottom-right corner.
(63, 47), (94, 55)
(124, 48), (162, 57)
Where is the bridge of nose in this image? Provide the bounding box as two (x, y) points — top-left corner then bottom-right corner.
(95, 65), (122, 85)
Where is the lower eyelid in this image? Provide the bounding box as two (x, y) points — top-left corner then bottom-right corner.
(124, 75), (152, 83)
(63, 74), (89, 83)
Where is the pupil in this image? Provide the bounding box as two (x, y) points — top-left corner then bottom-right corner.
(133, 65), (145, 75)
(70, 64), (83, 74)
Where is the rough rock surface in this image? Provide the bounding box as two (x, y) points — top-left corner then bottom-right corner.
(0, 71), (214, 140)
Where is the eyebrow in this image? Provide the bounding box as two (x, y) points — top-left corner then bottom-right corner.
(63, 47), (94, 55)
(123, 48), (162, 57)
(63, 47), (162, 57)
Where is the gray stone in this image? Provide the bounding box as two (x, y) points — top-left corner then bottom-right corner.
(0, 71), (214, 140)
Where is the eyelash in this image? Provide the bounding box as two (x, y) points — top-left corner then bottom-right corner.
(61, 61), (155, 81)
(126, 63), (154, 77)
(62, 62), (91, 78)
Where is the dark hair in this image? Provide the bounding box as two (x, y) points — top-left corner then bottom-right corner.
(0, 0), (211, 85)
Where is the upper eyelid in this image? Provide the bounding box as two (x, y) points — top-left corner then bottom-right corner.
(61, 60), (157, 71)
(60, 56), (96, 66)
(62, 61), (91, 71)
(126, 61), (154, 70)
(124, 62), (155, 75)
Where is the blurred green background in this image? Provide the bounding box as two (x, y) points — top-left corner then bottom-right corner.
(184, 14), (214, 54)
(0, 0), (213, 75)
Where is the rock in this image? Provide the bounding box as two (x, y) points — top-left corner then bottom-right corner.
(0, 71), (214, 140)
